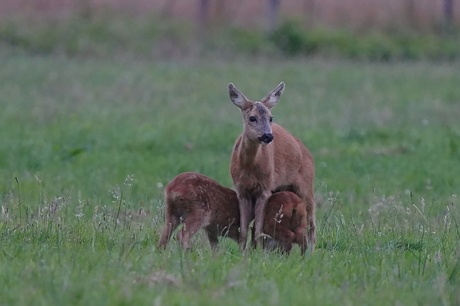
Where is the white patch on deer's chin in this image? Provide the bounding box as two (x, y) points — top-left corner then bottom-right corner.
(260, 138), (273, 145)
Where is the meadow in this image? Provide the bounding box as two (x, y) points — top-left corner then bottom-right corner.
(1, 53), (460, 305)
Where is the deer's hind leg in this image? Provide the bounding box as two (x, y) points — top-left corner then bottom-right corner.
(291, 182), (316, 253)
(205, 226), (219, 250)
(176, 207), (208, 251)
(158, 212), (180, 249)
(295, 229), (308, 255)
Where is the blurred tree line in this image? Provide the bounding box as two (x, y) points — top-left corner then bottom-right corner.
(2, 0), (457, 34)
(0, 0), (458, 60)
(198, 0), (454, 33)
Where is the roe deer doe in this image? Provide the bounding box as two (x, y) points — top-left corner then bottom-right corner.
(228, 82), (315, 252)
(158, 172), (240, 250)
(262, 191), (308, 254)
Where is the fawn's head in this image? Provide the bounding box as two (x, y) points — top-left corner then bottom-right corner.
(228, 82), (285, 145)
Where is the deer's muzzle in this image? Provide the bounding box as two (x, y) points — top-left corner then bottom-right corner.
(258, 133), (274, 144)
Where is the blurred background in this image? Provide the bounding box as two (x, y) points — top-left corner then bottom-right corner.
(1, 0), (459, 60)
(1, 0), (460, 205)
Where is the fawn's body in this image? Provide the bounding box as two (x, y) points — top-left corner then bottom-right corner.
(158, 172), (240, 250)
(263, 191), (308, 254)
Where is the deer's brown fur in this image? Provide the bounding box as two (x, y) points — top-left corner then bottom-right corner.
(228, 82), (316, 252)
(158, 172), (309, 254)
(158, 172), (240, 250)
(262, 191), (308, 254)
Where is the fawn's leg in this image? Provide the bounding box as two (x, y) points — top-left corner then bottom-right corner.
(306, 194), (316, 253)
(206, 228), (219, 251)
(158, 216), (179, 249)
(176, 217), (203, 251)
(292, 185), (316, 253)
(298, 234), (308, 256)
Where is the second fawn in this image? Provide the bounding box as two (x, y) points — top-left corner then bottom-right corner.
(262, 191), (308, 254)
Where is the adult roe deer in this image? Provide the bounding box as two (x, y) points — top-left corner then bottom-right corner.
(228, 82), (316, 252)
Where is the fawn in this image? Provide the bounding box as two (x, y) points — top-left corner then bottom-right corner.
(263, 191), (308, 254)
(158, 172), (240, 250)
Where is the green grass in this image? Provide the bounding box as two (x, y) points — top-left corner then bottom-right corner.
(1, 54), (460, 305)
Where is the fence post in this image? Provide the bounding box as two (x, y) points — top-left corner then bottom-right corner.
(443, 0), (454, 34)
(266, 0), (281, 33)
(197, 0), (210, 34)
(304, 0), (315, 27)
(161, 0), (178, 19)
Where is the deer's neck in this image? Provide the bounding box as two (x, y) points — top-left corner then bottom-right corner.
(237, 135), (263, 168)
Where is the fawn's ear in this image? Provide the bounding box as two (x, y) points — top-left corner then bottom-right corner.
(261, 82), (285, 109)
(228, 83), (249, 109)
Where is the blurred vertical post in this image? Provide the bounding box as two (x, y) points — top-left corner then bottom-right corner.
(77, 0), (93, 19)
(403, 0), (416, 30)
(443, 0), (454, 34)
(266, 0), (281, 33)
(197, 0), (210, 38)
(162, 0), (178, 19)
(304, 0), (315, 27)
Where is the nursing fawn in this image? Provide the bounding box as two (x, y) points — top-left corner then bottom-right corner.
(263, 191), (308, 254)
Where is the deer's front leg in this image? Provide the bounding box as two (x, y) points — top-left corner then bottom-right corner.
(254, 192), (271, 248)
(238, 195), (253, 252)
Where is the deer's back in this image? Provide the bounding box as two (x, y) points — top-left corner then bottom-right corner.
(165, 172), (240, 222)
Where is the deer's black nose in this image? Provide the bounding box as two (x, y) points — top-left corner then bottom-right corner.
(258, 133), (273, 144)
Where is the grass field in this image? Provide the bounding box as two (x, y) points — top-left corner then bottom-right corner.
(1, 53), (460, 305)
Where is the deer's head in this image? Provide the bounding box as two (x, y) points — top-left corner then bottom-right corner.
(228, 82), (285, 145)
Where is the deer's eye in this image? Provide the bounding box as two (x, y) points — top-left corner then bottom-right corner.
(270, 117), (273, 122)
(249, 116), (257, 122)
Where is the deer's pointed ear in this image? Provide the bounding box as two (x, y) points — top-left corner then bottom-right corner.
(228, 83), (248, 109)
(261, 82), (285, 109)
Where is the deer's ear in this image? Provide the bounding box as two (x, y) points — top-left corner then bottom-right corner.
(261, 82), (285, 109)
(228, 83), (249, 109)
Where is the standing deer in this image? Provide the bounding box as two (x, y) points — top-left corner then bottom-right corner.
(228, 82), (316, 252)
